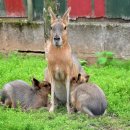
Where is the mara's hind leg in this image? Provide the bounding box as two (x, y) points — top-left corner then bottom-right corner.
(0, 102), (8, 107)
(11, 100), (17, 108)
(82, 106), (95, 117)
(66, 75), (71, 114)
(4, 98), (12, 108)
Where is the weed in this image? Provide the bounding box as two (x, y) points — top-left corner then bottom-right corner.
(96, 51), (114, 66)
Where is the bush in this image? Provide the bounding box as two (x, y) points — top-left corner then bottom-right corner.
(96, 51), (114, 66)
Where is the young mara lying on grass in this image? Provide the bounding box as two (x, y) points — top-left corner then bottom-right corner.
(0, 78), (51, 110)
(70, 74), (107, 117)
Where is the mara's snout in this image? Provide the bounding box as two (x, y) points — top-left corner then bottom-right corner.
(53, 35), (62, 47)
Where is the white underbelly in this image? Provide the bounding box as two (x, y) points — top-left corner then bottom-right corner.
(54, 66), (66, 81)
(54, 81), (67, 103)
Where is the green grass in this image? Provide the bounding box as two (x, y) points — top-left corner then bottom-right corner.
(0, 52), (130, 130)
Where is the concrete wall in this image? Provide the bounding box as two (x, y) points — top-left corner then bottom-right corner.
(69, 22), (130, 59)
(0, 21), (44, 52)
(0, 21), (130, 59)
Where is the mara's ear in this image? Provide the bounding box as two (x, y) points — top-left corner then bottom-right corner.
(77, 73), (81, 81)
(48, 6), (56, 24)
(62, 7), (71, 25)
(32, 78), (40, 90)
(77, 74), (90, 83)
(70, 77), (77, 84)
(85, 75), (90, 82)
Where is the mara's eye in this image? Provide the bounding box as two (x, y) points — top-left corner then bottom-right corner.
(44, 84), (48, 87)
(50, 26), (52, 30)
(64, 26), (66, 30)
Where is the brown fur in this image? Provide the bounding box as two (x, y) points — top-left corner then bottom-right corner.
(45, 7), (81, 113)
(0, 78), (51, 110)
(70, 74), (107, 117)
(45, 7), (89, 113)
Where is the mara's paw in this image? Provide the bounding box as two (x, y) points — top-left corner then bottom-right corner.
(49, 106), (54, 112)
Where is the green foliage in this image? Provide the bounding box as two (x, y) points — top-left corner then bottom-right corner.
(0, 53), (129, 130)
(110, 59), (130, 70)
(96, 51), (114, 66)
(80, 59), (88, 66)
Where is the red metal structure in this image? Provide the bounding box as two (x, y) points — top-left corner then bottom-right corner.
(68, 0), (92, 19)
(0, 0), (43, 19)
(4, 0), (26, 17)
(4, 0), (25, 17)
(68, 0), (105, 19)
(0, 0), (130, 20)
(94, 0), (105, 17)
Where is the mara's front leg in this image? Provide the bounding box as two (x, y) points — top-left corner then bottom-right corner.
(66, 74), (71, 114)
(49, 72), (55, 112)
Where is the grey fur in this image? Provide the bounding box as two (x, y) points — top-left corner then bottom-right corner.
(71, 83), (107, 116)
(0, 79), (51, 110)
